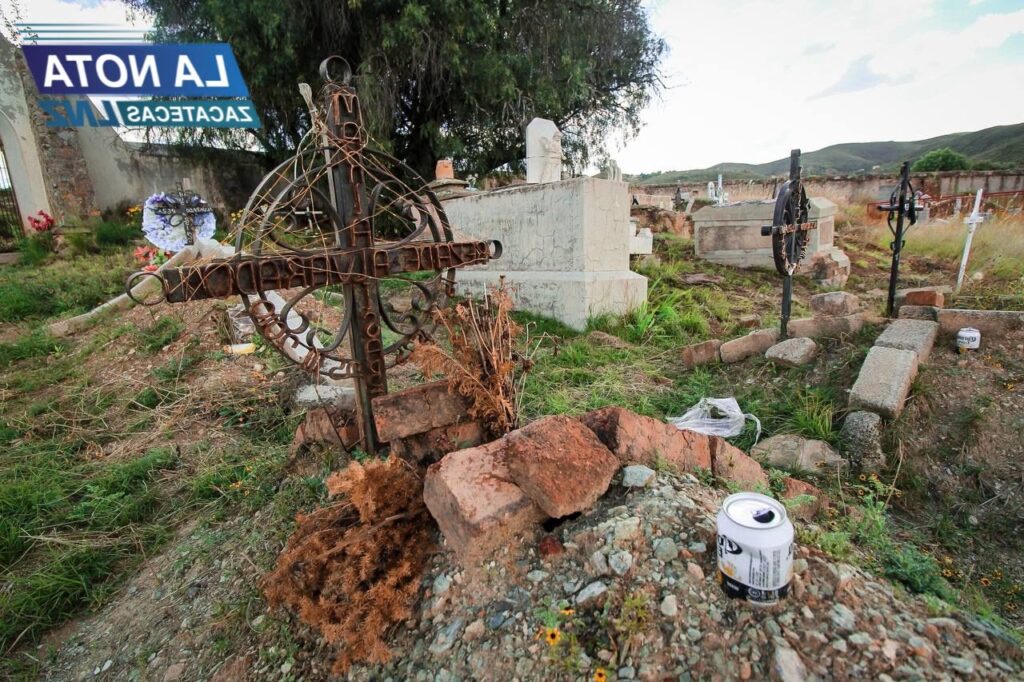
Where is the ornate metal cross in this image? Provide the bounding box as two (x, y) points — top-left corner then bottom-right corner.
(131, 57), (500, 454)
(876, 161), (917, 316)
(761, 149), (817, 338)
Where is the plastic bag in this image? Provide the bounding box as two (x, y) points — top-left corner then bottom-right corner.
(667, 397), (761, 443)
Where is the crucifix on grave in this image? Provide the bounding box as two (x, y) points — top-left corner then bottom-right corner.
(761, 149), (817, 338)
(955, 188), (984, 293)
(876, 161), (917, 316)
(128, 57), (501, 454)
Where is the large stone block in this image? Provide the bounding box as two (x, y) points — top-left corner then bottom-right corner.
(898, 305), (939, 321)
(809, 291), (860, 317)
(580, 406), (712, 473)
(504, 416), (620, 518)
(423, 439), (546, 561)
(751, 434), (845, 474)
(765, 337), (818, 367)
(444, 177), (647, 330)
(786, 313), (864, 339)
(936, 309), (1024, 337)
(848, 346), (919, 418)
(840, 411), (884, 472)
(373, 381), (471, 442)
(680, 339), (721, 368)
(875, 319), (939, 363)
(719, 328), (779, 363)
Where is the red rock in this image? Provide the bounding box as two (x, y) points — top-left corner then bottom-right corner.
(781, 477), (827, 521)
(504, 415), (620, 518)
(423, 439), (546, 561)
(739, 661), (752, 680)
(901, 289), (945, 308)
(373, 381), (471, 442)
(719, 329), (778, 363)
(681, 339), (722, 368)
(580, 407), (712, 473)
(538, 535), (565, 558)
(710, 437), (768, 489)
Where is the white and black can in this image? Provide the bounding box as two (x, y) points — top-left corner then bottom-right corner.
(956, 327), (981, 353)
(716, 492), (794, 605)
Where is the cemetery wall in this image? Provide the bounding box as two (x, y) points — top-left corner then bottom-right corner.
(0, 37), (52, 222)
(637, 170), (1024, 205)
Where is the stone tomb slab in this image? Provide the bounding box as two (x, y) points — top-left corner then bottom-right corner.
(848, 346), (919, 418)
(444, 177), (646, 330)
(875, 319), (939, 363)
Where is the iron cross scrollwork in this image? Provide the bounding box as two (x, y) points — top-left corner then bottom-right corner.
(761, 149), (817, 338)
(128, 57), (501, 454)
(876, 161), (917, 317)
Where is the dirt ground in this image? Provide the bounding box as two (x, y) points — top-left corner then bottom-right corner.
(4, 217), (1023, 679)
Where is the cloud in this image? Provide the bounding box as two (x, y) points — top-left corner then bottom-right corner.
(809, 55), (913, 100)
(802, 42), (834, 56)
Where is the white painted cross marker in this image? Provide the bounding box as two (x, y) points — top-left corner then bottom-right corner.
(955, 189), (984, 293)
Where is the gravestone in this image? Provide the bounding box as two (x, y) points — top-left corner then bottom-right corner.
(692, 197), (850, 287)
(525, 118), (563, 184)
(443, 177), (646, 330)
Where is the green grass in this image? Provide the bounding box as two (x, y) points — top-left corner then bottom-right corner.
(0, 331), (64, 369)
(136, 316), (186, 353)
(0, 250), (135, 322)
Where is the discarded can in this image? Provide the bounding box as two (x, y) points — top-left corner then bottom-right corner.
(716, 492), (794, 605)
(956, 327), (981, 354)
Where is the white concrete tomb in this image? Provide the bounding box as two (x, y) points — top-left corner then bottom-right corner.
(443, 176), (647, 330)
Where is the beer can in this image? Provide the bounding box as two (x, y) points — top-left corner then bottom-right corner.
(716, 492), (794, 605)
(956, 327), (981, 354)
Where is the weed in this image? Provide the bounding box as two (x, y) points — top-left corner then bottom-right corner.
(0, 330), (64, 369)
(136, 317), (185, 353)
(93, 221), (138, 247)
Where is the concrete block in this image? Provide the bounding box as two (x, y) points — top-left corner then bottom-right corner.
(848, 346), (919, 418)
(875, 319), (939, 363)
(840, 411), (884, 472)
(680, 339), (721, 368)
(719, 328), (779, 363)
(809, 291), (860, 317)
(898, 305), (939, 321)
(765, 337), (818, 367)
(936, 309), (1024, 337)
(786, 313), (864, 339)
(291, 383), (356, 413)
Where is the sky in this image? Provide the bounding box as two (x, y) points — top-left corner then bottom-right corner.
(4, 0), (1024, 173)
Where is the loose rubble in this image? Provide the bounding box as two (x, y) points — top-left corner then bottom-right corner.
(349, 469), (1023, 681)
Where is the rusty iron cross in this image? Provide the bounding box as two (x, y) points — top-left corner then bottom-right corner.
(132, 57), (500, 454)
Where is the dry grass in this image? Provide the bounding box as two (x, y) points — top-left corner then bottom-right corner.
(409, 281), (542, 438)
(866, 216), (1024, 283)
(263, 456), (433, 674)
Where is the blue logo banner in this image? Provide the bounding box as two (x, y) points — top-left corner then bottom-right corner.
(22, 44), (249, 97)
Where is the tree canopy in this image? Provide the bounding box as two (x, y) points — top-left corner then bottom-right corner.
(912, 148), (971, 173)
(128, 0), (666, 178)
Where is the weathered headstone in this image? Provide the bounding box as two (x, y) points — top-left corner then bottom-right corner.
(525, 118), (563, 183)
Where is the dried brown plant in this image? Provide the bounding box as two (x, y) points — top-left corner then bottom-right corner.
(408, 280), (540, 438)
(263, 456), (433, 673)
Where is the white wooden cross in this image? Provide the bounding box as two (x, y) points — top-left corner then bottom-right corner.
(955, 189), (984, 293)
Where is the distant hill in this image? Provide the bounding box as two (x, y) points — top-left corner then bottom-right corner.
(630, 122), (1024, 185)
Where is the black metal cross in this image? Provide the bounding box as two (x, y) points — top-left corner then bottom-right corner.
(131, 58), (500, 454)
(761, 149), (817, 338)
(877, 161), (917, 317)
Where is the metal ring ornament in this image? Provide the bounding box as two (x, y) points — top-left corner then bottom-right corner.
(770, 179), (810, 276)
(125, 270), (168, 307)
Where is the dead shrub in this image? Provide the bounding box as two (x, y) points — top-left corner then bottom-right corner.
(263, 456), (433, 673)
(409, 280), (540, 438)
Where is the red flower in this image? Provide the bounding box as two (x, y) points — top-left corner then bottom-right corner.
(26, 210), (55, 232)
